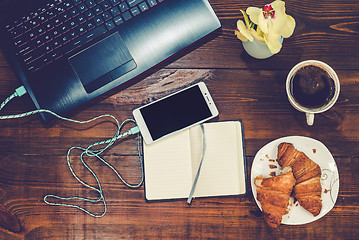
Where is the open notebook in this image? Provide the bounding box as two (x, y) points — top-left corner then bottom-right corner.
(143, 121), (247, 201)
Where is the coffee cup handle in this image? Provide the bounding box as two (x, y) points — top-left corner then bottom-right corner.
(306, 112), (314, 126)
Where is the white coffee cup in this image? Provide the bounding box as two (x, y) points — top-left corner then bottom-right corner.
(286, 60), (340, 126)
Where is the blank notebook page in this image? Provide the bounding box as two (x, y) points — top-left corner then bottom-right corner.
(191, 121), (246, 197)
(143, 129), (193, 200)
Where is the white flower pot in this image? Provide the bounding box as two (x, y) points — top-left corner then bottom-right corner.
(242, 38), (283, 59)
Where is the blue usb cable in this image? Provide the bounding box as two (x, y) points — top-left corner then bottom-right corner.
(0, 86), (144, 217)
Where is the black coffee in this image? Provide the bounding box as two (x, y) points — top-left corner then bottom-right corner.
(290, 65), (335, 108)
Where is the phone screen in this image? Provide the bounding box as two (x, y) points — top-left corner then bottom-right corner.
(139, 85), (213, 141)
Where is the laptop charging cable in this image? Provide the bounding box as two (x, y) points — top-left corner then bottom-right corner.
(0, 85), (144, 217)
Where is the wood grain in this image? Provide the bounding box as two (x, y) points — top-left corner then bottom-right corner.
(0, 0), (359, 239)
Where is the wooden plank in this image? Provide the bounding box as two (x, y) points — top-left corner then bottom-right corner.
(1, 68), (358, 156)
(0, 155), (357, 239)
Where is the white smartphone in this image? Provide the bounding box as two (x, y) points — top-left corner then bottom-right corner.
(133, 82), (219, 144)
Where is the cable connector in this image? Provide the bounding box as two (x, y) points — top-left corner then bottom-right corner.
(112, 126), (140, 142)
(15, 86), (27, 97)
(128, 126), (140, 135)
(1, 86), (27, 112)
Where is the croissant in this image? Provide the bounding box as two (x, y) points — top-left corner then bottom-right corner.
(277, 142), (322, 216)
(254, 167), (296, 229)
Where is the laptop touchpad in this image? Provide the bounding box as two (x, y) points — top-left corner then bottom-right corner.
(69, 32), (136, 93)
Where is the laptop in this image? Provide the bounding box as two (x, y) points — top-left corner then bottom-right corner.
(0, 0), (221, 121)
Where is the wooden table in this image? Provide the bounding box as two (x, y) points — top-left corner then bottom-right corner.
(1, 0), (358, 239)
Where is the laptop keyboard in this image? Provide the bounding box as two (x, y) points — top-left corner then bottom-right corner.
(5, 0), (164, 72)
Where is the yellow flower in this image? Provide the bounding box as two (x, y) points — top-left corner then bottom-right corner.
(235, 0), (296, 54)
(235, 10), (253, 42)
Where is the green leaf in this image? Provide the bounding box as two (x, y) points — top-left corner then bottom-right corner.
(240, 10), (251, 29)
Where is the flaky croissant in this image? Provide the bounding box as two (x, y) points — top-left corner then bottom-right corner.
(277, 142), (322, 216)
(254, 167), (296, 229)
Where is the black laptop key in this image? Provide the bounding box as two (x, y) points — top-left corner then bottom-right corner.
(54, 5), (66, 14)
(113, 15), (124, 25)
(63, 1), (74, 9)
(45, 10), (56, 19)
(94, 16), (104, 25)
(70, 7), (80, 17)
(119, 2), (129, 12)
(147, 0), (157, 7)
(22, 47), (44, 64)
(61, 41), (76, 54)
(77, 14), (86, 23)
(102, 11), (112, 21)
(50, 50), (62, 60)
(110, 6), (121, 16)
(80, 24), (106, 43)
(86, 0), (97, 8)
(34, 37), (45, 47)
(44, 44), (53, 53)
(18, 44), (33, 56)
(78, 3), (88, 12)
(84, 9), (95, 19)
(50, 39), (61, 49)
(85, 20), (96, 30)
(110, 0), (121, 5)
(60, 34), (71, 44)
(59, 23), (69, 33)
(72, 0), (82, 5)
(139, 2), (149, 11)
(44, 22), (54, 31)
(31, 54), (52, 70)
(127, 0), (143, 8)
(73, 38), (84, 48)
(130, 7), (140, 16)
(52, 16), (62, 26)
(67, 19), (78, 29)
(93, 5), (103, 15)
(17, 23), (30, 35)
(101, 1), (112, 11)
(14, 38), (25, 48)
(34, 25), (46, 36)
(68, 29), (78, 39)
(36, 13), (48, 23)
(44, 34), (52, 43)
(122, 11), (132, 21)
(8, 28), (22, 38)
(50, 28), (61, 38)
(60, 11), (72, 21)
(105, 20), (115, 30)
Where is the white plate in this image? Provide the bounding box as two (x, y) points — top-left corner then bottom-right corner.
(251, 136), (339, 225)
